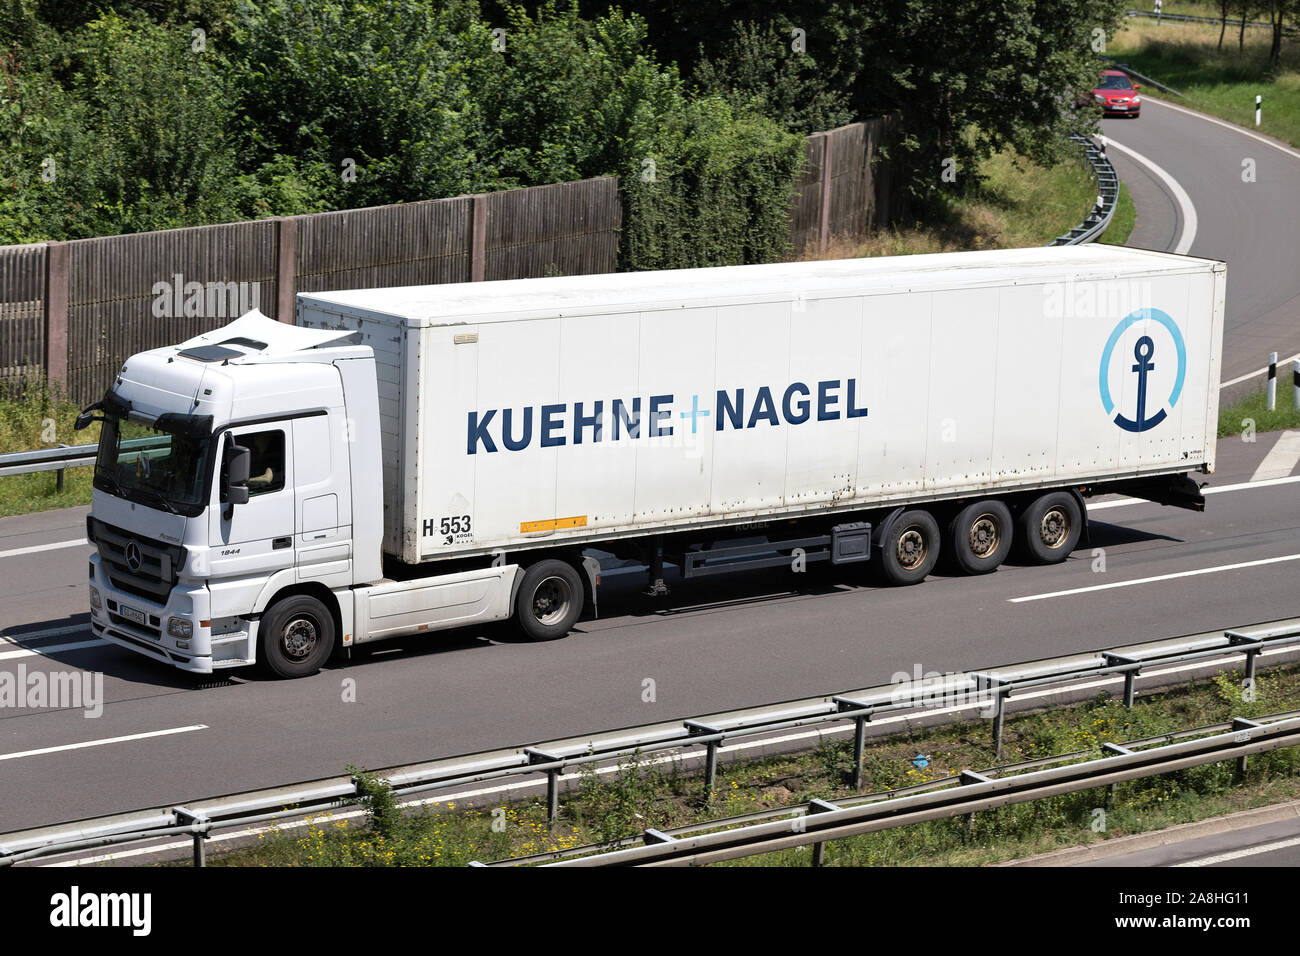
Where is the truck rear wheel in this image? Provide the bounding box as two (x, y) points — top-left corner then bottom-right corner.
(947, 499), (1013, 574)
(515, 559), (584, 641)
(259, 594), (336, 679)
(878, 510), (940, 585)
(1017, 492), (1082, 564)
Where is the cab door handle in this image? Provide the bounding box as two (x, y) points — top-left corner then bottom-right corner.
(273, 537), (292, 550)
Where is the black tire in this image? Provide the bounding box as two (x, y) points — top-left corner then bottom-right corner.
(878, 509), (941, 586)
(259, 594), (336, 678)
(514, 559), (584, 641)
(947, 499), (1013, 575)
(1017, 492), (1083, 564)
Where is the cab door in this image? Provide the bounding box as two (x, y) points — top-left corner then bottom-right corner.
(293, 413), (353, 587)
(207, 424), (296, 601)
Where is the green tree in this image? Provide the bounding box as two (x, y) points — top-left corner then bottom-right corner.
(0, 10), (247, 241)
(229, 0), (500, 208)
(693, 20), (854, 134)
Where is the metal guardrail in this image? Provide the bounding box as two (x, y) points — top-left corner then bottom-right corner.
(1050, 132), (1121, 245)
(1125, 9), (1271, 28)
(0, 442), (97, 482)
(1, 618), (1297, 866)
(505, 710), (1300, 866)
(1104, 58), (1185, 97)
(0, 436), (169, 482)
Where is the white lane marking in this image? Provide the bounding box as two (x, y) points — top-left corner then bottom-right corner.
(1, 624), (93, 645)
(0, 538), (88, 560)
(1250, 430), (1300, 482)
(1221, 352), (1300, 389)
(1009, 552), (1300, 603)
(0, 640), (106, 661)
(1174, 834), (1300, 867)
(1103, 138), (1198, 254)
(45, 644), (1300, 865)
(1087, 472), (1300, 512)
(1145, 96), (1300, 164)
(0, 725), (208, 762)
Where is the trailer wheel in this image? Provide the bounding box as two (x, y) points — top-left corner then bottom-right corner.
(515, 559), (584, 641)
(947, 499), (1013, 574)
(1017, 492), (1083, 564)
(259, 594), (336, 679)
(879, 509), (941, 585)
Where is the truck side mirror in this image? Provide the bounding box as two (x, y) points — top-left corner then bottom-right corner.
(74, 401), (104, 431)
(222, 442), (251, 518)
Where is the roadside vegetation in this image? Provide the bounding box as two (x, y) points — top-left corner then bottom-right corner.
(1109, 11), (1300, 147)
(1218, 383), (1300, 437)
(0, 382), (98, 517)
(210, 662), (1300, 867)
(806, 148), (1135, 260)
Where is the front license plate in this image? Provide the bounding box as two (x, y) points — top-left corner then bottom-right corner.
(118, 604), (147, 626)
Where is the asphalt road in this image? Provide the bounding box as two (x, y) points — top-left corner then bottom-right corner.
(1079, 816), (1300, 867)
(1103, 97), (1300, 397)
(1, 432), (1298, 832)
(2, 99), (1299, 844)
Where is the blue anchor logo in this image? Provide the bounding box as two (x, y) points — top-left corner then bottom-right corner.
(1098, 308), (1187, 433)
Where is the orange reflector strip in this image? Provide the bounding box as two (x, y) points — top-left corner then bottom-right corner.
(199, 620), (211, 628)
(520, 515), (588, 534)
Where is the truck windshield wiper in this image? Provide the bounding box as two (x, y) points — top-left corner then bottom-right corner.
(132, 487), (178, 515)
(95, 471), (125, 498)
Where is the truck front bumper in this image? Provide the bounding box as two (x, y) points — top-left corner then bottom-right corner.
(88, 553), (229, 675)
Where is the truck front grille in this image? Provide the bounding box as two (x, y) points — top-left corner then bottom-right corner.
(92, 519), (184, 604)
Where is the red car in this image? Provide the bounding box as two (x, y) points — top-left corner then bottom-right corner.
(1093, 70), (1141, 118)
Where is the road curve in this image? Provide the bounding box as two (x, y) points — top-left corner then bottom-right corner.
(1102, 97), (1300, 396)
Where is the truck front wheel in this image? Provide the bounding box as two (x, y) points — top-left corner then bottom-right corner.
(878, 510), (940, 585)
(259, 594), (336, 678)
(515, 559), (584, 641)
(1017, 492), (1082, 564)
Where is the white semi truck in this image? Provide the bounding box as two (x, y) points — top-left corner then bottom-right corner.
(79, 246), (1225, 677)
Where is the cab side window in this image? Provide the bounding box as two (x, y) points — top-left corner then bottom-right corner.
(241, 430), (285, 496)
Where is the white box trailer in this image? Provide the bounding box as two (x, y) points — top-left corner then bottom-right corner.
(84, 245), (1224, 677)
(298, 243), (1223, 559)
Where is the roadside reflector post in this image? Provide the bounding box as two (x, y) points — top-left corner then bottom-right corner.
(525, 748), (565, 829)
(1256, 94), (1262, 126)
(1293, 359), (1300, 411)
(685, 720), (725, 804)
(1267, 352), (1277, 410)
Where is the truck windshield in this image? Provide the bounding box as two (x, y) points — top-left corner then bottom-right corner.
(94, 414), (215, 517)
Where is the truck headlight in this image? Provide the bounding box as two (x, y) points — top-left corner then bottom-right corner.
(167, 618), (193, 640)
(89, 586), (102, 610)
